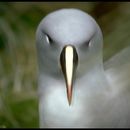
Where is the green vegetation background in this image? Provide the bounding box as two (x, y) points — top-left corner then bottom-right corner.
(0, 2), (130, 128)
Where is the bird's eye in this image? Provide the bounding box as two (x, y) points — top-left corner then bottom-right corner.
(45, 34), (53, 45)
(80, 40), (91, 50)
(84, 40), (91, 47)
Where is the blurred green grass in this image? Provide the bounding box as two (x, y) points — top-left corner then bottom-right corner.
(0, 2), (130, 128)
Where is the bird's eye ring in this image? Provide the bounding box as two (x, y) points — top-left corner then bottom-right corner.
(45, 34), (53, 45)
(88, 41), (91, 47)
(84, 40), (91, 47)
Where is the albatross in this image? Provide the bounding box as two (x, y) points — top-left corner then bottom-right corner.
(36, 8), (130, 128)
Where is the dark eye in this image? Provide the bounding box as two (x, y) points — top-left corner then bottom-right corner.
(45, 34), (53, 45)
(84, 40), (91, 47)
(80, 40), (91, 50)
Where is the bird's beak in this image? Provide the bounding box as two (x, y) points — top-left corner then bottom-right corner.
(60, 45), (78, 106)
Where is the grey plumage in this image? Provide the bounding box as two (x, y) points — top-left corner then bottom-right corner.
(36, 8), (130, 128)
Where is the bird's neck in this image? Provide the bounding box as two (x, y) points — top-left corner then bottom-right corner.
(77, 52), (104, 76)
(38, 52), (111, 98)
(75, 53), (111, 93)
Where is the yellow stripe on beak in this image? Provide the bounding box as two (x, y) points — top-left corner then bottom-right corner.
(60, 45), (78, 106)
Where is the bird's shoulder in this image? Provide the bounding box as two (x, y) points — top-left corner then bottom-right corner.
(104, 46), (130, 93)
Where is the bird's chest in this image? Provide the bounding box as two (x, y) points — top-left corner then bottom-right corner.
(39, 82), (112, 127)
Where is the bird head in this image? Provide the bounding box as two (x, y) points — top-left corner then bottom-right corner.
(36, 8), (103, 105)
